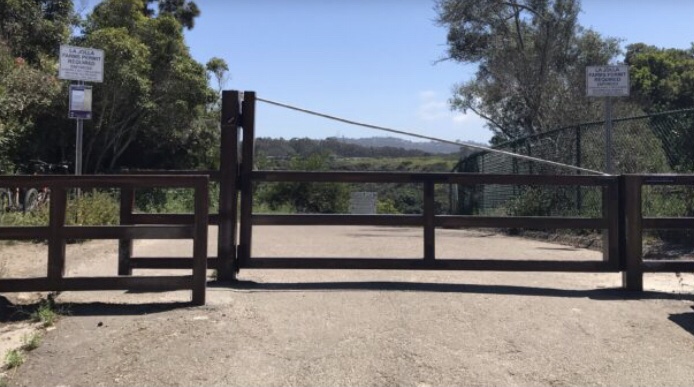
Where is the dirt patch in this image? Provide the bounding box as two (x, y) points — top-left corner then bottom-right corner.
(505, 229), (603, 250)
(1, 226), (694, 386)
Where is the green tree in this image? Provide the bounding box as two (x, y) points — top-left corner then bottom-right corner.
(75, 0), (214, 172)
(626, 43), (694, 170)
(626, 43), (694, 113)
(0, 41), (63, 169)
(259, 153), (350, 214)
(0, 0), (75, 67)
(143, 0), (200, 30)
(436, 0), (621, 141)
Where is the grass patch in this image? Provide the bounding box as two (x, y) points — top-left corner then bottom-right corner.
(4, 350), (23, 369)
(30, 300), (57, 327)
(21, 333), (41, 351)
(0, 374), (7, 387)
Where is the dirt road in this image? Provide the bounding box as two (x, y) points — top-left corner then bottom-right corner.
(2, 226), (694, 386)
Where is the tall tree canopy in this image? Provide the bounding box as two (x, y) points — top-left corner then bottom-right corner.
(143, 0), (200, 30)
(437, 0), (621, 142)
(0, 0), (75, 67)
(626, 43), (694, 170)
(626, 43), (694, 113)
(72, 0), (214, 172)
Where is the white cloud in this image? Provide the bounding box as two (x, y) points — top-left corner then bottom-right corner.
(416, 90), (471, 126)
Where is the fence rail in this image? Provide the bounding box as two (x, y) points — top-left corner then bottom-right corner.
(623, 174), (694, 290)
(0, 175), (209, 305)
(240, 171), (621, 273)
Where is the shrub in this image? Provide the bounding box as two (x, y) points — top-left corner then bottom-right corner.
(4, 349), (23, 369)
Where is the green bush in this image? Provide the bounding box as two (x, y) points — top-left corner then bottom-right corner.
(377, 198), (400, 214)
(69, 191), (119, 226)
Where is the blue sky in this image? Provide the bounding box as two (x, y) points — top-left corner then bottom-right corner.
(135, 1), (694, 144)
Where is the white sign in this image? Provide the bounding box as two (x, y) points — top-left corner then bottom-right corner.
(59, 45), (104, 83)
(350, 192), (377, 214)
(586, 65), (629, 97)
(68, 85), (93, 119)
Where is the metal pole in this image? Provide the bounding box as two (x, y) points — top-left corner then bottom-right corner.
(605, 96), (613, 174)
(75, 80), (84, 177)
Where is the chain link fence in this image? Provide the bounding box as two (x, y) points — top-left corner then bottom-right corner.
(453, 109), (694, 219)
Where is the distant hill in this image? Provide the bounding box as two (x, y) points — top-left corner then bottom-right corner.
(335, 136), (486, 156)
(254, 136), (488, 159)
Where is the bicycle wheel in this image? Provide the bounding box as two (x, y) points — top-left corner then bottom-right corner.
(24, 188), (39, 212)
(0, 189), (11, 213)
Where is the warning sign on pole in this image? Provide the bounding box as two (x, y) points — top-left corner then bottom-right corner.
(68, 84), (93, 120)
(59, 45), (104, 83)
(586, 65), (630, 97)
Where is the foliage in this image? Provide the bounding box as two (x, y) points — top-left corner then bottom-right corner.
(0, 191), (119, 228)
(255, 137), (433, 160)
(505, 186), (577, 217)
(626, 44), (694, 170)
(0, 41), (63, 169)
(0, 0), (75, 66)
(21, 333), (41, 351)
(70, 191), (120, 225)
(31, 299), (58, 327)
(4, 349), (23, 369)
(135, 183), (219, 214)
(258, 154), (350, 214)
(436, 0), (623, 141)
(376, 198), (400, 214)
(143, 0), (200, 30)
(73, 0), (215, 172)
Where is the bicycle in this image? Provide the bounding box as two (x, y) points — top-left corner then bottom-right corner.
(0, 167), (24, 213)
(23, 160), (70, 212)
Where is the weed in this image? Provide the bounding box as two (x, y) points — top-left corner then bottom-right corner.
(0, 374), (7, 387)
(4, 350), (23, 369)
(21, 333), (41, 351)
(31, 300), (57, 327)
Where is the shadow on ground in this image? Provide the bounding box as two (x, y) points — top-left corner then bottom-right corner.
(0, 295), (191, 322)
(212, 280), (694, 301)
(669, 309), (694, 337)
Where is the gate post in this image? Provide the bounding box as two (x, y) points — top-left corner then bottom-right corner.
(622, 175), (643, 291)
(47, 187), (67, 285)
(118, 188), (134, 275)
(238, 91), (256, 266)
(423, 180), (436, 261)
(217, 91), (241, 281)
(602, 177), (620, 268)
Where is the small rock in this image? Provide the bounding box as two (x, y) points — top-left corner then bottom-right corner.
(97, 322), (103, 327)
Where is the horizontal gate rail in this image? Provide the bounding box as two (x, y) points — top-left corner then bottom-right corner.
(0, 175), (209, 305)
(251, 171), (613, 186)
(243, 258), (610, 272)
(623, 174), (694, 290)
(240, 171), (621, 274)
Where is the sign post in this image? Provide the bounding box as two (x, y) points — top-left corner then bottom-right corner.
(58, 45), (104, 177)
(586, 65), (629, 174)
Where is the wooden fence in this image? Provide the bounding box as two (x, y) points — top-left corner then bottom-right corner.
(0, 175), (209, 305)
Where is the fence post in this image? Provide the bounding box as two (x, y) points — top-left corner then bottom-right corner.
(423, 180), (436, 262)
(602, 177), (621, 268)
(238, 91), (256, 266)
(118, 187), (134, 276)
(622, 175), (643, 291)
(192, 178), (209, 306)
(575, 125), (582, 211)
(217, 90), (241, 281)
(47, 187), (67, 284)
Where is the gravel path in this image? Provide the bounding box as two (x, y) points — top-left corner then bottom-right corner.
(2, 226), (694, 386)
